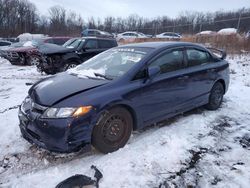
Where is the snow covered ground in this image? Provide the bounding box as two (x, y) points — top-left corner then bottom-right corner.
(0, 55), (250, 188)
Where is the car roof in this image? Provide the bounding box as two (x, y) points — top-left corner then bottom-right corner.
(44, 37), (71, 39)
(122, 31), (138, 34)
(80, 37), (116, 41)
(120, 41), (203, 49)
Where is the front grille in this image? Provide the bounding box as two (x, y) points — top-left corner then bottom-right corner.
(7, 51), (19, 59)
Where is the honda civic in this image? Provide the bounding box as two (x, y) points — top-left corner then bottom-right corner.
(18, 42), (229, 153)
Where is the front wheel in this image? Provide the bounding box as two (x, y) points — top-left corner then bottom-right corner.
(205, 82), (224, 110)
(28, 56), (41, 66)
(63, 62), (78, 71)
(92, 107), (133, 153)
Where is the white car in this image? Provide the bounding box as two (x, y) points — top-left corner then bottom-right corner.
(218, 28), (237, 35)
(155, 32), (182, 40)
(116, 32), (148, 42)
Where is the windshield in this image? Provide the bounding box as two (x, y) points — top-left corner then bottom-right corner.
(65, 38), (84, 49)
(68, 47), (151, 80)
(63, 38), (77, 47)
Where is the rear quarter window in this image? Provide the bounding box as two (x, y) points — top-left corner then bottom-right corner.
(98, 40), (114, 48)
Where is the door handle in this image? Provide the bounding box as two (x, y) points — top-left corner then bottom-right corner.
(177, 75), (189, 80)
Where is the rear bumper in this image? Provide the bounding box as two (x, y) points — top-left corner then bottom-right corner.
(18, 108), (93, 153)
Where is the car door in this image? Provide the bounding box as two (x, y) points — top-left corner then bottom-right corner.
(98, 40), (112, 52)
(137, 48), (190, 124)
(181, 47), (218, 108)
(79, 39), (99, 61)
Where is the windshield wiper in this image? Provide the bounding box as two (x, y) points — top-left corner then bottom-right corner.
(94, 72), (113, 80)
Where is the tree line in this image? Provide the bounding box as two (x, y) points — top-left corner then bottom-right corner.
(0, 0), (249, 38)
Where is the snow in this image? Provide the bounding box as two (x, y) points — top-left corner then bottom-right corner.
(218, 28), (238, 35)
(17, 33), (47, 42)
(0, 55), (250, 187)
(23, 41), (33, 47)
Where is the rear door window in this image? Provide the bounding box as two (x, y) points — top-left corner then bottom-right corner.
(85, 40), (98, 49)
(186, 49), (210, 67)
(149, 49), (184, 74)
(123, 33), (131, 36)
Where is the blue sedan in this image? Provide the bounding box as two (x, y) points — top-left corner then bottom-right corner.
(18, 42), (229, 153)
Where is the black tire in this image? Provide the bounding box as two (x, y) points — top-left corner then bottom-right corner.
(92, 107), (133, 153)
(63, 62), (78, 71)
(43, 69), (56, 75)
(119, 38), (125, 43)
(205, 82), (224, 110)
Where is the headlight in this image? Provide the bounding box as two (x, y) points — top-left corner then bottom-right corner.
(41, 106), (93, 118)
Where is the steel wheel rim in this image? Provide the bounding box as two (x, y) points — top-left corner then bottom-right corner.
(31, 57), (40, 65)
(211, 87), (223, 106)
(101, 114), (126, 145)
(67, 64), (76, 69)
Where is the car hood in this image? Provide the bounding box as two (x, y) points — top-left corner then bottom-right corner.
(8, 46), (36, 52)
(29, 73), (109, 106)
(38, 43), (76, 55)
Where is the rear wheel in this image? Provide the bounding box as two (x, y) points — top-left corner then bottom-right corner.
(205, 82), (224, 110)
(92, 107), (133, 153)
(119, 38), (125, 43)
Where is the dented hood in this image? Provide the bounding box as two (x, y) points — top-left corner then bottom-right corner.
(29, 73), (109, 106)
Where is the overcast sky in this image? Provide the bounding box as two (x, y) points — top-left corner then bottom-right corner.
(30, 0), (250, 19)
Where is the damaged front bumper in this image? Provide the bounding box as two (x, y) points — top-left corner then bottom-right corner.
(18, 106), (93, 153)
(38, 55), (65, 74)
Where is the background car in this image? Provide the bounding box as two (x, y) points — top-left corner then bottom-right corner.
(116, 31), (148, 42)
(0, 40), (11, 47)
(18, 42), (229, 154)
(37, 37), (118, 74)
(0, 41), (26, 59)
(155, 32), (182, 40)
(81, 29), (113, 38)
(4, 37), (71, 65)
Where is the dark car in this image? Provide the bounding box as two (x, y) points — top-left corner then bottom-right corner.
(5, 37), (71, 65)
(81, 29), (114, 38)
(0, 40), (11, 47)
(18, 42), (229, 153)
(37, 37), (118, 74)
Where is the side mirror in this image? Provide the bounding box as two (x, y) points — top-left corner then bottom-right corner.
(148, 66), (160, 79)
